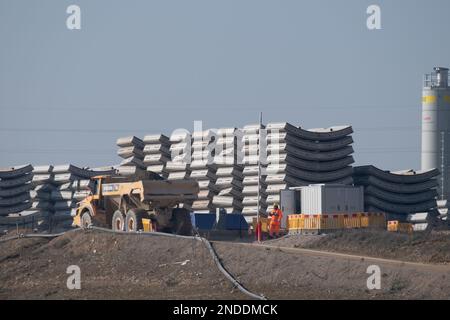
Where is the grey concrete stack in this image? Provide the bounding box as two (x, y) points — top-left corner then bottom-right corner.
(143, 134), (171, 178)
(241, 124), (268, 217)
(167, 131), (193, 209)
(264, 123), (355, 212)
(51, 164), (114, 223)
(353, 165), (439, 220)
(190, 130), (218, 213)
(0, 165), (34, 221)
(437, 200), (448, 222)
(23, 165), (55, 226)
(116, 136), (146, 174)
(211, 128), (244, 213)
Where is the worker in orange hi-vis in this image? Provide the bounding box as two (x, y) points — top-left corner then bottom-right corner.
(268, 203), (283, 239)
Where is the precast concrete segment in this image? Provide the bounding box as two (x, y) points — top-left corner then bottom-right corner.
(284, 175), (353, 187)
(0, 193), (31, 207)
(278, 134), (354, 152)
(265, 123), (353, 141)
(364, 185), (438, 205)
(52, 164), (115, 178)
(0, 210), (49, 225)
(353, 175), (438, 194)
(0, 164), (33, 179)
(143, 154), (171, 165)
(283, 166), (353, 183)
(143, 144), (171, 156)
(120, 157), (146, 169)
(267, 144), (354, 162)
(116, 136), (145, 149)
(0, 202), (32, 216)
(0, 174), (33, 188)
(31, 174), (54, 185)
(32, 165), (53, 174)
(354, 166), (439, 184)
(364, 195), (437, 214)
(266, 154), (354, 172)
(117, 146), (145, 159)
(143, 134), (170, 144)
(0, 184), (33, 197)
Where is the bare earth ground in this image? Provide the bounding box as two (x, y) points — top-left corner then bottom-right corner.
(1, 229), (450, 300)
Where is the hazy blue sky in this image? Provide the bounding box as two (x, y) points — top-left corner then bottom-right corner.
(1, 0), (450, 169)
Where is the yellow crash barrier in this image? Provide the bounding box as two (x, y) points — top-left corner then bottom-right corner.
(287, 212), (386, 234)
(387, 220), (413, 234)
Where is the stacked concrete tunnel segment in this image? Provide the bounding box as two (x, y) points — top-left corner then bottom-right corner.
(353, 165), (439, 220)
(0, 165), (34, 216)
(116, 122), (355, 222)
(0, 164), (115, 228)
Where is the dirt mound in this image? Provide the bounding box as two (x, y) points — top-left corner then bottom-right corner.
(2, 229), (450, 299)
(0, 230), (245, 300)
(296, 230), (450, 264)
(213, 241), (450, 299)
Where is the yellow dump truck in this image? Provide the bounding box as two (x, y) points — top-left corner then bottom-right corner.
(73, 174), (199, 235)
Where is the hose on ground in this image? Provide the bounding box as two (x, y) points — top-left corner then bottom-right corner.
(0, 228), (81, 243)
(89, 226), (266, 300)
(0, 225), (267, 300)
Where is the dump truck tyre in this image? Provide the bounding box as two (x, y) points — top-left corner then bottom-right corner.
(112, 210), (125, 231)
(126, 209), (145, 232)
(172, 208), (193, 236)
(81, 211), (93, 229)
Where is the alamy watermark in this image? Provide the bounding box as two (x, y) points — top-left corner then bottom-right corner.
(366, 265), (381, 290)
(66, 265), (81, 290)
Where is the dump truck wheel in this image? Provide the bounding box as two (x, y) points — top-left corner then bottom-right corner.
(80, 211), (93, 229)
(112, 210), (125, 232)
(126, 209), (145, 232)
(172, 208), (193, 236)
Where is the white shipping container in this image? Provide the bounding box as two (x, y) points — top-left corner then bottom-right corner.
(301, 184), (363, 214)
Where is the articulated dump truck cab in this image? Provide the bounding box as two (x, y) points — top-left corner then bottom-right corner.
(73, 175), (199, 235)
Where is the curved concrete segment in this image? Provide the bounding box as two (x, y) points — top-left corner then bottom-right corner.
(117, 146), (145, 159)
(143, 154), (170, 165)
(0, 202), (32, 216)
(282, 175), (354, 187)
(0, 184), (33, 198)
(0, 164), (33, 179)
(143, 134), (170, 144)
(0, 193), (31, 207)
(364, 185), (438, 205)
(0, 174), (33, 188)
(266, 123), (353, 141)
(283, 155), (354, 172)
(267, 144), (354, 161)
(364, 195), (437, 214)
(353, 175), (438, 194)
(52, 164), (115, 178)
(284, 166), (353, 183)
(32, 165), (53, 174)
(0, 210), (48, 225)
(116, 136), (145, 149)
(282, 135), (354, 152)
(354, 166), (439, 184)
(143, 144), (171, 156)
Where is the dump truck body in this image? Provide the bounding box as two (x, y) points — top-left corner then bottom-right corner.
(73, 175), (199, 235)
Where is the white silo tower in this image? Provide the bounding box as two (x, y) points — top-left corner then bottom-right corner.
(421, 67), (450, 200)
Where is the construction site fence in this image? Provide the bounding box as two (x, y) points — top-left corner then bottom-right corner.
(284, 213), (386, 235)
(387, 220), (414, 234)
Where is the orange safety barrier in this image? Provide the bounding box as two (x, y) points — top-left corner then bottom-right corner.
(287, 212), (386, 234)
(387, 220), (413, 233)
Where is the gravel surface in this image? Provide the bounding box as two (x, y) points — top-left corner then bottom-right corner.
(1, 229), (450, 299)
